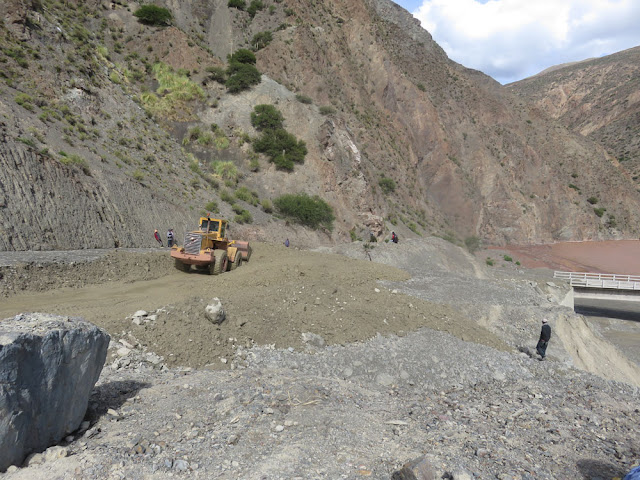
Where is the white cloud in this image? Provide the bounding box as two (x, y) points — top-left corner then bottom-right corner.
(411, 0), (640, 84)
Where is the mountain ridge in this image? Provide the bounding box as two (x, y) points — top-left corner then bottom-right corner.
(1, 0), (639, 250)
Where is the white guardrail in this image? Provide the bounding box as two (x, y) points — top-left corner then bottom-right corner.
(554, 271), (640, 291)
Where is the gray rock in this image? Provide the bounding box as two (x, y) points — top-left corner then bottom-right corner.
(204, 298), (226, 325)
(0, 313), (109, 471)
(392, 456), (436, 480)
(301, 332), (326, 348)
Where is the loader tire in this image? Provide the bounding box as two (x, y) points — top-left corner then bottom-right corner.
(175, 259), (191, 273)
(229, 253), (242, 271)
(244, 245), (252, 262)
(211, 250), (228, 275)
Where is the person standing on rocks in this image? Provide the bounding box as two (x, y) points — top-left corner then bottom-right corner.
(167, 229), (175, 247)
(154, 229), (163, 247)
(536, 318), (551, 360)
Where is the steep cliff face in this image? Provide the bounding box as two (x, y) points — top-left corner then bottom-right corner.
(244, 0), (640, 243)
(0, 0), (639, 251)
(508, 46), (640, 189)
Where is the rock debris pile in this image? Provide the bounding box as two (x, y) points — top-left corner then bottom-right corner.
(0, 239), (638, 479)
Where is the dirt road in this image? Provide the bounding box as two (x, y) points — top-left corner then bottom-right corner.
(0, 243), (508, 369)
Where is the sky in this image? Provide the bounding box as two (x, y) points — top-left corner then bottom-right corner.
(393, 0), (640, 84)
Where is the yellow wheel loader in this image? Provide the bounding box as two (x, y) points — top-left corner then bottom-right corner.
(170, 216), (252, 274)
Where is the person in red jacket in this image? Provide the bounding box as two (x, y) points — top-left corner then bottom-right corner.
(154, 229), (163, 247)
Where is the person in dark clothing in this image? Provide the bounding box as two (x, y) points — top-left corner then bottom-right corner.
(536, 318), (551, 360)
(391, 232), (398, 244)
(167, 229), (175, 247)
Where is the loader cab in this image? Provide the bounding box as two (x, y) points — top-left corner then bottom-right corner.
(199, 217), (228, 240)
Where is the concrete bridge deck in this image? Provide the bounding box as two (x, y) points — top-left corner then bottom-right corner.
(554, 271), (640, 291)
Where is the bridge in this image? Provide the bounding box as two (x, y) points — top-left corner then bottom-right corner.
(554, 271), (640, 290)
(553, 271), (640, 312)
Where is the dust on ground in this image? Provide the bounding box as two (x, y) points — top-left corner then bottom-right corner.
(0, 243), (510, 369)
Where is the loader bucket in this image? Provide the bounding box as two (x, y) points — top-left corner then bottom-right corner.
(234, 241), (252, 262)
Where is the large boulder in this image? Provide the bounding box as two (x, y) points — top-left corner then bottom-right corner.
(0, 313), (110, 471)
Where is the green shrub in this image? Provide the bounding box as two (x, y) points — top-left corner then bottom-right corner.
(234, 209), (253, 224)
(140, 63), (205, 118)
(486, 258), (494, 266)
(568, 184), (580, 191)
(132, 169), (144, 181)
(253, 129), (307, 170)
(228, 0), (246, 9)
(464, 236), (480, 253)
(235, 186), (259, 206)
(212, 161), (239, 183)
(350, 229), (357, 242)
(247, 0), (264, 17)
(251, 104), (284, 131)
(587, 196), (599, 205)
(408, 222), (420, 235)
(204, 201), (218, 212)
(594, 207), (606, 217)
(503, 255), (513, 262)
(319, 105), (336, 115)
(252, 31), (273, 50)
(15, 93), (34, 111)
(18, 137), (36, 147)
(378, 177), (396, 194)
(220, 189), (234, 203)
(206, 66), (227, 83)
(133, 5), (172, 26)
(260, 198), (273, 213)
(274, 193), (334, 230)
(225, 63), (261, 93)
(295, 94), (313, 104)
(228, 49), (256, 65)
(60, 153), (90, 175)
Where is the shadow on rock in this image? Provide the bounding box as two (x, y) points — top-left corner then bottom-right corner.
(85, 380), (151, 422)
(577, 459), (627, 480)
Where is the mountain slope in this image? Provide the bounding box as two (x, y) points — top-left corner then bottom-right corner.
(1, 0), (639, 251)
(508, 46), (640, 186)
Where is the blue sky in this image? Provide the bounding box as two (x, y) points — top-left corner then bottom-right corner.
(393, 0), (640, 84)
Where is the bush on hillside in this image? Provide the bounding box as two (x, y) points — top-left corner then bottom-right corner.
(464, 236), (481, 253)
(253, 128), (307, 171)
(274, 193), (334, 230)
(228, 0), (246, 9)
(378, 177), (396, 194)
(319, 105), (336, 115)
(133, 5), (172, 26)
(225, 63), (261, 93)
(247, 0), (264, 17)
(228, 49), (256, 66)
(251, 104), (284, 131)
(206, 66), (227, 83)
(295, 94), (313, 104)
(251, 31), (273, 50)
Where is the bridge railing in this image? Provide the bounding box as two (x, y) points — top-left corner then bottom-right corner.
(554, 271), (640, 291)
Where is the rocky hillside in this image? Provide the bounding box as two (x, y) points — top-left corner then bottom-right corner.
(1, 0), (640, 251)
(508, 46), (640, 188)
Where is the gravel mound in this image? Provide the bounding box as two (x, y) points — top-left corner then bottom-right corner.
(1, 238), (639, 478)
